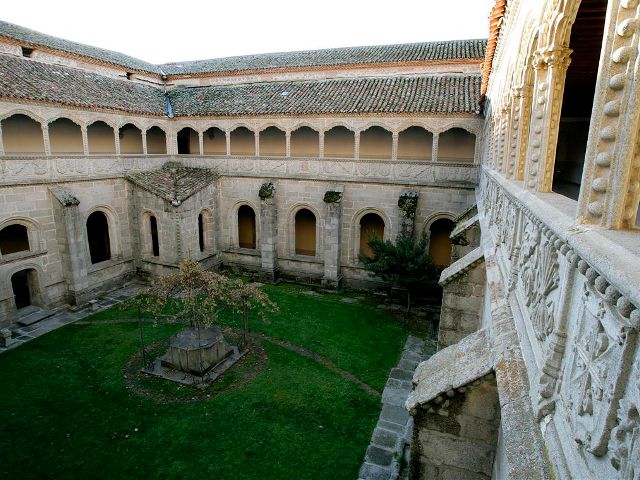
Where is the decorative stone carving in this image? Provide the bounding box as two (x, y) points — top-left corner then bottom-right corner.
(258, 181), (275, 200)
(610, 398), (640, 476)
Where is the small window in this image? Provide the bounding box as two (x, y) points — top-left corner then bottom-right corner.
(150, 216), (159, 257)
(125, 72), (133, 80)
(0, 224), (30, 255)
(198, 213), (205, 252)
(21, 47), (34, 58)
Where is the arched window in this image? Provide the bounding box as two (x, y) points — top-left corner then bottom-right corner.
(87, 211), (111, 264)
(1, 114), (44, 153)
(150, 215), (159, 257)
(230, 127), (255, 156)
(11, 269), (40, 310)
(438, 128), (476, 162)
(290, 127), (319, 157)
(146, 126), (167, 154)
(429, 218), (455, 267)
(552, 1), (607, 200)
(359, 213), (385, 258)
(259, 127), (286, 156)
(87, 121), (116, 153)
(398, 127), (433, 160)
(0, 224), (30, 255)
(237, 205), (256, 249)
(49, 118), (83, 153)
(359, 126), (392, 159)
(119, 124), (143, 154)
(177, 127), (198, 155)
(203, 127), (226, 155)
(295, 209), (316, 256)
(198, 213), (205, 252)
(324, 126), (354, 158)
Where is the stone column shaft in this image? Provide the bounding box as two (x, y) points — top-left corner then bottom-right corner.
(285, 132), (291, 157)
(322, 199), (342, 288)
(259, 187), (279, 283)
(254, 132), (260, 157)
(42, 124), (51, 155)
(225, 131), (231, 156)
(81, 126), (89, 156)
(432, 133), (439, 162)
(319, 131), (325, 158)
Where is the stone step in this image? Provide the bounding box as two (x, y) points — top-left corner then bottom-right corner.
(17, 307), (55, 326)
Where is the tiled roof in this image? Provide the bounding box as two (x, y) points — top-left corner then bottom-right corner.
(0, 55), (166, 115)
(169, 75), (482, 116)
(126, 162), (218, 205)
(482, 0), (507, 97)
(161, 39), (487, 75)
(0, 20), (160, 74)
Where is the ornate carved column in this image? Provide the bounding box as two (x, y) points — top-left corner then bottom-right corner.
(319, 131), (325, 158)
(577, 0), (640, 228)
(391, 132), (399, 160)
(512, 85), (533, 180)
(198, 131), (204, 155)
(258, 182), (279, 283)
(354, 131), (360, 159)
(42, 123), (51, 155)
(285, 131), (291, 157)
(432, 133), (439, 162)
(81, 126), (89, 156)
(225, 130), (231, 156)
(254, 131), (260, 157)
(322, 186), (343, 288)
(497, 105), (510, 174)
(115, 126), (121, 155)
(523, 46), (572, 192)
(141, 130), (148, 155)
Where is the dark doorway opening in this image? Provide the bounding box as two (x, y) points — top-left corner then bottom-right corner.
(87, 211), (111, 264)
(11, 270), (32, 309)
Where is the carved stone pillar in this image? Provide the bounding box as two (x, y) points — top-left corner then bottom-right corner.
(225, 130), (231, 156)
(198, 131), (204, 155)
(49, 188), (89, 305)
(497, 106), (510, 174)
(115, 127), (121, 155)
(81, 126), (89, 156)
(285, 132), (291, 157)
(432, 133), (439, 162)
(254, 131), (260, 157)
(258, 182), (278, 283)
(523, 46), (572, 192)
(391, 132), (399, 160)
(354, 131), (360, 159)
(577, 0), (640, 228)
(398, 189), (419, 237)
(42, 123), (51, 155)
(322, 186), (343, 288)
(141, 130), (148, 155)
(512, 85), (533, 180)
(319, 131), (325, 158)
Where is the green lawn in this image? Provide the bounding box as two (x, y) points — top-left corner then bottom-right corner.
(0, 284), (408, 480)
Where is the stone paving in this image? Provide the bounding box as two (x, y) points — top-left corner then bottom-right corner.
(0, 281), (143, 353)
(358, 335), (430, 480)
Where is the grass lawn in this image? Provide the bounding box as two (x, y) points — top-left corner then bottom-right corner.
(0, 284), (409, 480)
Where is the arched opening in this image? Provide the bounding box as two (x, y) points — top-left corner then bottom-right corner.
(11, 269), (40, 310)
(438, 128), (476, 162)
(429, 218), (455, 267)
(177, 127), (199, 155)
(119, 124), (143, 154)
(237, 205), (256, 249)
(398, 127), (433, 160)
(259, 127), (286, 156)
(86, 211), (111, 264)
(359, 126), (392, 159)
(324, 126), (354, 158)
(1, 114), (44, 153)
(146, 126), (167, 154)
(87, 121), (116, 153)
(552, 0), (607, 200)
(198, 213), (205, 252)
(0, 224), (30, 255)
(290, 127), (319, 157)
(359, 213), (385, 259)
(230, 127), (255, 156)
(295, 209), (316, 256)
(150, 215), (159, 257)
(203, 127), (226, 155)
(49, 118), (83, 153)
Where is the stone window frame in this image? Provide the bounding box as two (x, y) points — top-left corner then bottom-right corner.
(83, 205), (121, 269)
(287, 203), (323, 260)
(0, 217), (45, 263)
(139, 209), (160, 259)
(231, 201), (260, 252)
(351, 208), (391, 266)
(197, 207), (215, 255)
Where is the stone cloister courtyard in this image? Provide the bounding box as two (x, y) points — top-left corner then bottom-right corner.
(0, 276), (433, 480)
